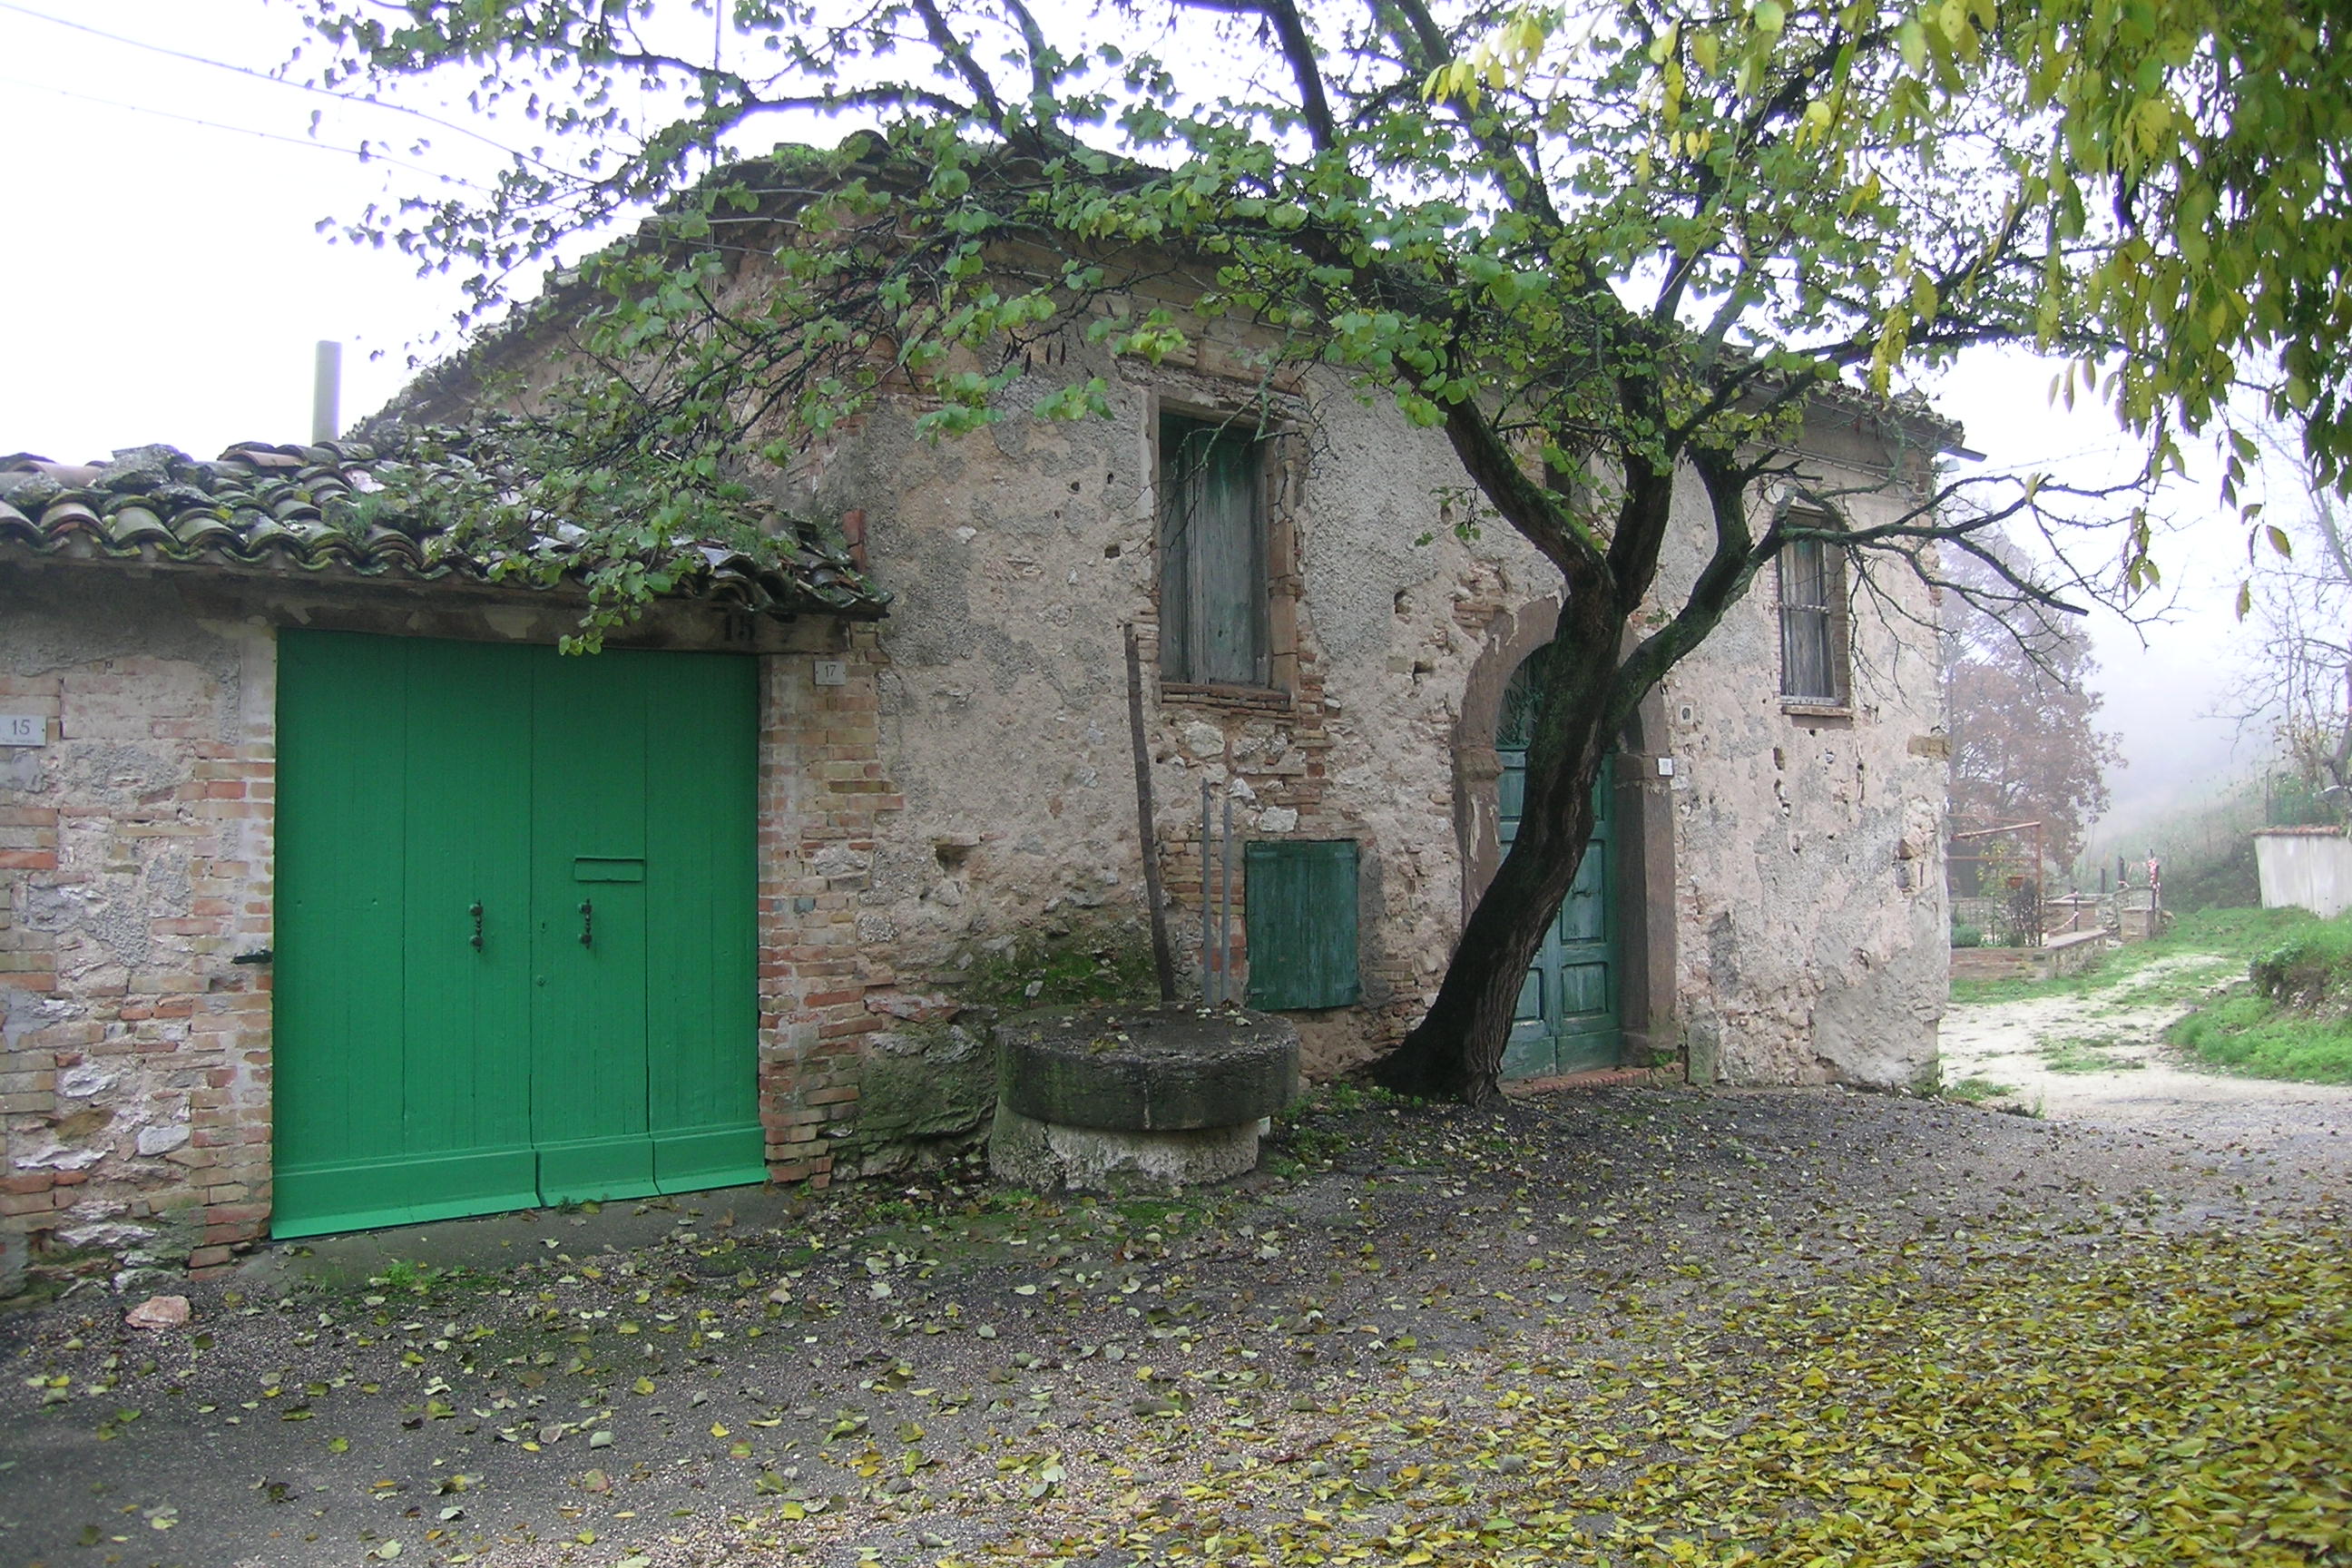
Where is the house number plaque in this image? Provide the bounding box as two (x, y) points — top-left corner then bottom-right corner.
(0, 714), (44, 747)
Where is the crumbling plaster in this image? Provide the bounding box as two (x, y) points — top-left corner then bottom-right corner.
(797, 328), (1947, 1086)
(1649, 452), (1950, 1089)
(803, 345), (1557, 1074)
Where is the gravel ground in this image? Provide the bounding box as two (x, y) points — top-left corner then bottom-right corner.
(2, 1075), (2346, 1568)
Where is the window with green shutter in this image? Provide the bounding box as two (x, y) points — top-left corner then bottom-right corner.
(1159, 411), (1270, 687)
(1244, 839), (1360, 1010)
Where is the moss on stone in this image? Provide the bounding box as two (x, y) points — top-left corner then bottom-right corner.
(954, 918), (1159, 1012)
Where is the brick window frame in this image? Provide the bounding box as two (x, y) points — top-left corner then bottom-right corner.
(1151, 399), (1300, 707)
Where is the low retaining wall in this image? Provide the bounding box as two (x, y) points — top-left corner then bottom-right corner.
(1949, 928), (2109, 982)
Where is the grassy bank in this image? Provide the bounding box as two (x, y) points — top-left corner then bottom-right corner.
(1945, 906), (2295, 1007)
(2167, 909), (2352, 1083)
(1947, 906), (2352, 1085)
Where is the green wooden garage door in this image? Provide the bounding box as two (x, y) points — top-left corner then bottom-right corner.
(272, 631), (764, 1237)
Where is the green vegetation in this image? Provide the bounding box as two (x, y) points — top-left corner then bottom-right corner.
(2168, 911), (2352, 1083)
(1955, 904), (2352, 1084)
(1939, 1074), (2015, 1102)
(2041, 1035), (2147, 1074)
(1947, 906), (2308, 1006)
(955, 921), (1159, 1013)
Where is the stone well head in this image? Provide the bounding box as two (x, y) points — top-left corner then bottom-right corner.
(987, 1004), (1301, 1192)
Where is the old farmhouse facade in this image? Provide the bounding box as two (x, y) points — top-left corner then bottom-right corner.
(0, 276), (1954, 1277)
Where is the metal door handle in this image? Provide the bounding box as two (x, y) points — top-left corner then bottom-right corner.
(470, 901), (485, 951)
(579, 899), (593, 947)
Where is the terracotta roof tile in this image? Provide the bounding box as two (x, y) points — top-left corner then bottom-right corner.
(0, 429), (887, 620)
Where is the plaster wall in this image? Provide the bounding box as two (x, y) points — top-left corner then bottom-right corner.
(1648, 452), (1950, 1090)
(797, 326), (1949, 1093)
(803, 333), (1563, 1084)
(2255, 828), (2352, 920)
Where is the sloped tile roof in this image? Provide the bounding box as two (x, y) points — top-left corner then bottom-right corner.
(0, 428), (887, 620)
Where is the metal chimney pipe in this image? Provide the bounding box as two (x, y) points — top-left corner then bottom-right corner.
(311, 340), (343, 443)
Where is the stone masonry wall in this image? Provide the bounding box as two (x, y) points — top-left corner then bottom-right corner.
(0, 562), (884, 1275)
(0, 570), (274, 1286)
(1651, 426), (1950, 1090)
(796, 328), (1949, 1096)
(799, 337), (1550, 1085)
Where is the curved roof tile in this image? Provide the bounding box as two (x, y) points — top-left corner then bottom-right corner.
(0, 427), (888, 620)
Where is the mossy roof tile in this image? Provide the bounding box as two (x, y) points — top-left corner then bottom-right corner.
(0, 426), (887, 621)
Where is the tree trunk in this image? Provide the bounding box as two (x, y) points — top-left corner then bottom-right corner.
(1373, 604), (1621, 1104)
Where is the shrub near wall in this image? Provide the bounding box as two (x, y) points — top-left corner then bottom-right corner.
(2168, 911), (2352, 1083)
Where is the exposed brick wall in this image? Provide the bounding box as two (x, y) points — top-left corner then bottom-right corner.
(755, 627), (904, 1185)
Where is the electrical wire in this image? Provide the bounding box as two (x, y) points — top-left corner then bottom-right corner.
(0, 73), (477, 187)
(0, 0), (554, 172)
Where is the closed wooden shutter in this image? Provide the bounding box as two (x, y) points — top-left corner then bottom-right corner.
(1160, 414), (1269, 686)
(1244, 839), (1360, 1010)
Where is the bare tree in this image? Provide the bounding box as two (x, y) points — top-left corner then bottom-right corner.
(2239, 427), (2352, 814)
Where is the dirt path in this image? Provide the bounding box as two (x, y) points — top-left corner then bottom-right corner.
(1939, 951), (2352, 1176)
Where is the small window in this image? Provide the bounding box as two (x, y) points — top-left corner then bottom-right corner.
(1777, 532), (1849, 707)
(1159, 412), (1269, 687)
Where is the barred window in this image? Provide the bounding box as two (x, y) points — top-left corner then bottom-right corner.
(1777, 530), (1849, 706)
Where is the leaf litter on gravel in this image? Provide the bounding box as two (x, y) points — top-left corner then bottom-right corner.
(962, 1220), (2352, 1568)
(5, 1086), (2348, 1567)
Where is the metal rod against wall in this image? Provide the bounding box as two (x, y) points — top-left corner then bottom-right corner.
(1124, 625), (1177, 1003)
(1200, 779), (1216, 1004)
(312, 340), (343, 443)
(1219, 789), (1235, 1009)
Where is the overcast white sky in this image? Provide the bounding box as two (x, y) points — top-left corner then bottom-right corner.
(0, 0), (2284, 845)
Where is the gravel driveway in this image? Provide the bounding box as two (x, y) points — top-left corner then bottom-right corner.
(2, 1051), (2346, 1567)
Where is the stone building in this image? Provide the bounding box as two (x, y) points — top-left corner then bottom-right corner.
(0, 268), (1952, 1278)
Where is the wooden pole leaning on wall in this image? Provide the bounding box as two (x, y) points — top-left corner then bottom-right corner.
(1124, 624), (1178, 1002)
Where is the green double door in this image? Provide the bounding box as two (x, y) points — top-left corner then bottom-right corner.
(1497, 752), (1622, 1081)
(273, 631), (764, 1238)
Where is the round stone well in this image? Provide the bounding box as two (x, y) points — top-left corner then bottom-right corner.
(988, 1004), (1300, 1191)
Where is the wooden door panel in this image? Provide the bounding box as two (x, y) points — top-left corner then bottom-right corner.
(1494, 741), (1621, 1081)
(276, 634), (765, 1233)
(643, 653), (767, 1192)
(275, 632), (540, 1236)
(529, 647), (656, 1204)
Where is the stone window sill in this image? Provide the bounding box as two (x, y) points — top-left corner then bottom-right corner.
(1780, 700), (1854, 720)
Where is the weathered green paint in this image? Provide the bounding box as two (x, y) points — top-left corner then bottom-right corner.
(1243, 839), (1360, 1011)
(1159, 413), (1269, 687)
(1497, 749), (1622, 1081)
(273, 631), (762, 1237)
